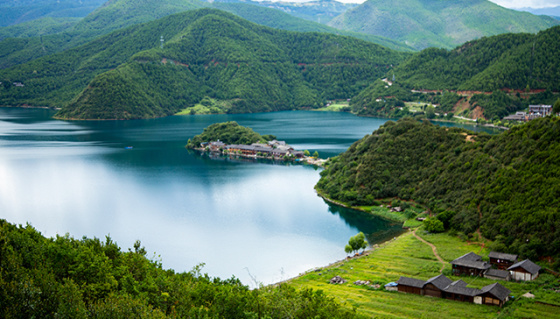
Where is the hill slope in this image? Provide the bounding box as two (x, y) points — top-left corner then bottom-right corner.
(350, 26), (560, 120)
(0, 9), (408, 119)
(317, 117), (560, 262)
(328, 0), (559, 50)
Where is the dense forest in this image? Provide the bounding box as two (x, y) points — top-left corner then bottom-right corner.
(0, 9), (407, 119)
(0, 0), (411, 71)
(316, 117), (560, 265)
(349, 26), (560, 120)
(391, 26), (560, 92)
(0, 219), (359, 318)
(186, 121), (276, 148)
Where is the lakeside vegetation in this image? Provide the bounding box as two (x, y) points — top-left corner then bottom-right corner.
(0, 219), (360, 318)
(185, 121), (276, 149)
(316, 117), (560, 267)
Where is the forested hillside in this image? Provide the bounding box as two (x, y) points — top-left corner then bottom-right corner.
(186, 121), (276, 148)
(0, 219), (359, 318)
(350, 26), (560, 120)
(0, 9), (408, 119)
(0, 0), (411, 71)
(328, 0), (559, 50)
(317, 117), (560, 264)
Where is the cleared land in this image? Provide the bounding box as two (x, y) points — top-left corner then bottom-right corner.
(289, 230), (560, 318)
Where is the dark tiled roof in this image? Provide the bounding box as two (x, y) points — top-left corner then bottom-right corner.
(397, 276), (425, 288)
(425, 274), (453, 290)
(489, 251), (518, 262)
(508, 259), (541, 275)
(444, 280), (482, 297)
(485, 268), (510, 279)
(451, 252), (491, 270)
(479, 283), (511, 301)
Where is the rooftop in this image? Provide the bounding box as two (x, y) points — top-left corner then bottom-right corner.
(489, 251), (518, 262)
(508, 259), (541, 275)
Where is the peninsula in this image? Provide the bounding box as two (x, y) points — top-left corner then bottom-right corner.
(186, 121), (325, 165)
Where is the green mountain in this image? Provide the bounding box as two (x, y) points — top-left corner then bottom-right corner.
(327, 0), (559, 50)
(351, 26), (560, 120)
(0, 0), (412, 70)
(0, 0), (105, 27)
(0, 9), (408, 119)
(316, 117), (560, 263)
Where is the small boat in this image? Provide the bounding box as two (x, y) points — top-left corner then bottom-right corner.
(125, 146), (133, 149)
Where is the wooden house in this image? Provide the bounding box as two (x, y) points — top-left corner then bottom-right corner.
(423, 274), (452, 298)
(443, 280), (481, 303)
(508, 259), (541, 281)
(476, 283), (511, 307)
(489, 251), (518, 270)
(396, 274), (511, 307)
(397, 276), (424, 295)
(451, 252), (490, 276)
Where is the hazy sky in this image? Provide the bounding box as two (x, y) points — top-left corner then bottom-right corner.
(335, 0), (560, 8)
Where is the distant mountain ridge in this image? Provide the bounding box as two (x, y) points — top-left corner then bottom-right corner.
(209, 0), (357, 24)
(328, 0), (560, 50)
(0, 0), (412, 70)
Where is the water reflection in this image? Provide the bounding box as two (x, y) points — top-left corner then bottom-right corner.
(0, 108), (497, 286)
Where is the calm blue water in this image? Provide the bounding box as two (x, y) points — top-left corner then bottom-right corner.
(0, 108), (498, 286)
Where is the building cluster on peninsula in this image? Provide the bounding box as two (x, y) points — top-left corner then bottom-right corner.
(200, 139), (305, 160)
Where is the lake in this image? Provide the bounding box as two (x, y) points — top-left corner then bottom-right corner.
(0, 108), (499, 286)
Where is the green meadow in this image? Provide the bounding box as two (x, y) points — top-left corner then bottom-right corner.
(289, 230), (560, 318)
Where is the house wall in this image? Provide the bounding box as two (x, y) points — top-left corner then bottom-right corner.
(398, 285), (422, 295)
(424, 283), (443, 298)
(490, 258), (514, 270)
(511, 269), (538, 281)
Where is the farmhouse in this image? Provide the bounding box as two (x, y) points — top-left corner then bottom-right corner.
(477, 283), (511, 307)
(396, 275), (511, 307)
(508, 259), (541, 281)
(450, 252), (491, 276)
(489, 251), (518, 270)
(397, 276), (424, 295)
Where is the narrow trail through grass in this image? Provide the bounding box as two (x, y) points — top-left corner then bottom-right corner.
(412, 228), (446, 273)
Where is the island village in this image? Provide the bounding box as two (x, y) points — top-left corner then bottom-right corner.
(198, 139), (327, 166)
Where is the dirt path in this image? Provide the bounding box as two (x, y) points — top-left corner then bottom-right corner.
(412, 229), (446, 273)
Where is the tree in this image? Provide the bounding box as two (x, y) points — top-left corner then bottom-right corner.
(344, 232), (367, 255)
(553, 98), (560, 115)
(313, 151), (319, 158)
(303, 149), (310, 156)
(425, 106), (436, 119)
(423, 217), (444, 233)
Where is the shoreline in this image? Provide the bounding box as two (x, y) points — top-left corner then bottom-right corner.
(272, 231), (407, 287)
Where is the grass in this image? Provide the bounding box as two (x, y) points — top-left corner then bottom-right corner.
(314, 100), (351, 112)
(288, 230), (560, 318)
(175, 97), (235, 115)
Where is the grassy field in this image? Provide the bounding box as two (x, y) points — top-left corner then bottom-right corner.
(289, 230), (560, 318)
(314, 101), (351, 112)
